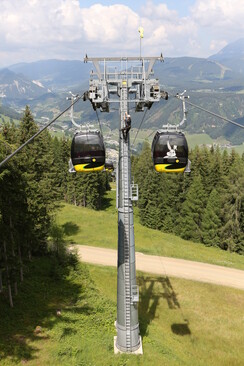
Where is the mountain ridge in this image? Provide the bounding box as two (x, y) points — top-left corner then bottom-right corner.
(209, 38), (244, 75)
(0, 68), (50, 100)
(8, 59), (91, 90)
(0, 39), (244, 145)
(1, 38), (244, 99)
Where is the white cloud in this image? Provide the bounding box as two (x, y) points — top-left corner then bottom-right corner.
(192, 0), (244, 28)
(82, 5), (135, 40)
(0, 1), (142, 63)
(0, 0), (243, 67)
(141, 1), (178, 20)
(190, 0), (244, 55)
(0, 0), (83, 50)
(191, 1), (244, 35)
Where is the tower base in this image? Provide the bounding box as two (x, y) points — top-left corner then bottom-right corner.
(114, 336), (143, 355)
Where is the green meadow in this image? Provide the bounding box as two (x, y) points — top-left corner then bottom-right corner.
(56, 189), (244, 271)
(1, 186), (244, 366)
(1, 258), (244, 366)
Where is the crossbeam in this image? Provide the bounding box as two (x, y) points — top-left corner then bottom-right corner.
(84, 55), (164, 62)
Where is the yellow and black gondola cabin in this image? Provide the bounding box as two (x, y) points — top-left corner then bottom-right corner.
(152, 131), (188, 173)
(71, 131), (105, 172)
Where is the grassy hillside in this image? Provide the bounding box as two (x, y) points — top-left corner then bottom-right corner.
(56, 189), (244, 270)
(1, 257), (244, 366)
(89, 265), (244, 366)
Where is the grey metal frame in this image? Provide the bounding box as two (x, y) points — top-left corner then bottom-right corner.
(84, 55), (164, 353)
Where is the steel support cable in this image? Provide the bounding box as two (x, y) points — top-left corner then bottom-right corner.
(0, 93), (84, 168)
(131, 108), (149, 148)
(145, 129), (156, 139)
(181, 98), (244, 130)
(144, 94), (244, 142)
(95, 109), (103, 136)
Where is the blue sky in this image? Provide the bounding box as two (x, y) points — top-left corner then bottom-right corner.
(0, 1), (243, 67)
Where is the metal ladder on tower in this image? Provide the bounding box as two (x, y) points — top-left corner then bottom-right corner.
(121, 84), (131, 351)
(123, 161), (131, 351)
(124, 207), (131, 351)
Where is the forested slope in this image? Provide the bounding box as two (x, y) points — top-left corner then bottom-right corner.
(0, 107), (110, 307)
(132, 143), (244, 254)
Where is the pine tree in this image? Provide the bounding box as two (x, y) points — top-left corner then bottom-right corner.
(222, 149), (231, 176)
(220, 158), (244, 253)
(0, 134), (27, 306)
(201, 189), (222, 247)
(51, 136), (71, 200)
(162, 174), (186, 234)
(18, 106), (58, 255)
(179, 174), (206, 242)
(209, 146), (224, 191)
(132, 142), (154, 195)
(139, 169), (162, 229)
(191, 145), (212, 193)
(132, 142), (161, 228)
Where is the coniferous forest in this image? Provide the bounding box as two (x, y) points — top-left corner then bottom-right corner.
(0, 106), (110, 307)
(132, 143), (244, 254)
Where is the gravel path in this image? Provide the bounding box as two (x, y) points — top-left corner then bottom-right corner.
(74, 245), (244, 290)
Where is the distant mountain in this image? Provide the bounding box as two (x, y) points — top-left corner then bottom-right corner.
(6, 53), (244, 95)
(1, 46), (244, 145)
(0, 104), (21, 120)
(0, 68), (50, 101)
(9, 59), (91, 90)
(154, 56), (244, 91)
(209, 38), (244, 75)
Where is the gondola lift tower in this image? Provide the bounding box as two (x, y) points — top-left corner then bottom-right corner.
(84, 51), (168, 353)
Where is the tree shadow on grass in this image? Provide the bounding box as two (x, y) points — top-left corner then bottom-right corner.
(62, 221), (80, 236)
(138, 275), (191, 339)
(0, 257), (92, 364)
(100, 196), (113, 211)
(171, 323), (191, 336)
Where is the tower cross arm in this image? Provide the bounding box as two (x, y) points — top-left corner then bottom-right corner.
(145, 55), (163, 79)
(84, 56), (164, 62)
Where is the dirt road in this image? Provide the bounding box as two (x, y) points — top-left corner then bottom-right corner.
(74, 245), (244, 290)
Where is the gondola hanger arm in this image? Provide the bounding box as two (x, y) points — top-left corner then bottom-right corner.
(175, 91), (189, 128)
(174, 92), (244, 130)
(66, 92), (81, 130)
